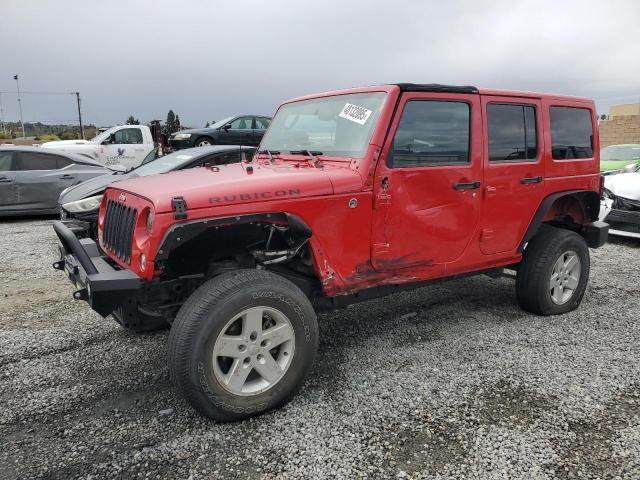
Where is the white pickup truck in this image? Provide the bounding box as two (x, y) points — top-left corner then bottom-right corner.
(41, 125), (156, 170)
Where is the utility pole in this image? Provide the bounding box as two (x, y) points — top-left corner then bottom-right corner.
(0, 92), (5, 134)
(13, 75), (25, 138)
(75, 92), (84, 139)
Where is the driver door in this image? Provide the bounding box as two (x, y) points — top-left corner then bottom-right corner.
(101, 127), (143, 169)
(218, 116), (254, 145)
(371, 92), (483, 272)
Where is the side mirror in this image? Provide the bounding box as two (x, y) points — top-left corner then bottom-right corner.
(104, 133), (116, 144)
(223, 124), (231, 130)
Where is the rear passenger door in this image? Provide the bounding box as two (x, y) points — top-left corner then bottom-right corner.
(13, 151), (71, 211)
(253, 117), (270, 145)
(480, 97), (545, 255)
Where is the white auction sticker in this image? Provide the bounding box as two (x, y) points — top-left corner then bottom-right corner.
(338, 103), (373, 125)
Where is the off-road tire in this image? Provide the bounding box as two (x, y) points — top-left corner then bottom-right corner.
(168, 269), (319, 421)
(195, 137), (214, 147)
(516, 225), (590, 315)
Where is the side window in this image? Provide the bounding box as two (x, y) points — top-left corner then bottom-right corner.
(215, 151), (242, 165)
(550, 107), (594, 160)
(389, 100), (470, 168)
(15, 152), (59, 171)
(487, 104), (538, 162)
(255, 117), (270, 129)
(113, 128), (144, 144)
(229, 117), (253, 129)
(0, 151), (13, 171)
(56, 156), (73, 169)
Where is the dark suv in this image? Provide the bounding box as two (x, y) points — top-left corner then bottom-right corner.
(169, 116), (271, 149)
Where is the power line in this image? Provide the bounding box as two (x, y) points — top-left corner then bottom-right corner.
(0, 91), (77, 95)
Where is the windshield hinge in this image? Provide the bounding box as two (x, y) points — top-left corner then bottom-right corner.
(171, 196), (188, 220)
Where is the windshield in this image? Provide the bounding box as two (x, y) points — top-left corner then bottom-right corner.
(601, 145), (640, 161)
(132, 151), (197, 176)
(90, 127), (117, 144)
(260, 92), (387, 158)
(209, 116), (235, 129)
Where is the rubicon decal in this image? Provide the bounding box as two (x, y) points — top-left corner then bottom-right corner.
(208, 189), (301, 204)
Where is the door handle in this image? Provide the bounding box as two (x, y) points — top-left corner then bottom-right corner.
(0, 177), (12, 183)
(520, 176), (543, 185)
(453, 181), (481, 190)
(59, 174), (75, 180)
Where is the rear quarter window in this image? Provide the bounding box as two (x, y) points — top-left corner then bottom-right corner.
(550, 107), (594, 160)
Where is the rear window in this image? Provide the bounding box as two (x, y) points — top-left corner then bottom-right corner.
(550, 107), (594, 160)
(15, 152), (59, 170)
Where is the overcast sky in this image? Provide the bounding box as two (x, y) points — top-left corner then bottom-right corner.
(1, 0), (638, 128)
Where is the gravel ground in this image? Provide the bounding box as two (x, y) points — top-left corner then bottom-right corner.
(0, 217), (639, 480)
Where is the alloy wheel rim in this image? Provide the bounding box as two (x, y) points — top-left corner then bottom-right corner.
(212, 306), (295, 396)
(198, 140), (211, 146)
(549, 250), (581, 305)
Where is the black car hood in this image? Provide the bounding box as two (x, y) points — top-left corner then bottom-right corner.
(59, 171), (134, 205)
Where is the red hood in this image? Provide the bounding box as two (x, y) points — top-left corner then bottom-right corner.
(109, 162), (363, 213)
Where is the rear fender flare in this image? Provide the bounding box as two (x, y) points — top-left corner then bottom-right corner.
(519, 190), (600, 252)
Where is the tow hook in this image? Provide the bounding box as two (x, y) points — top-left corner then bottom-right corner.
(52, 260), (65, 271)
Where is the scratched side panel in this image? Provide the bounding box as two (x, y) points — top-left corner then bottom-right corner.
(145, 193), (375, 290)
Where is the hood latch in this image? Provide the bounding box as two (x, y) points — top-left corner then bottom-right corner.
(171, 196), (187, 220)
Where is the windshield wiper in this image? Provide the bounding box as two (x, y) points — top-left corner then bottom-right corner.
(289, 150), (323, 168)
(258, 149), (280, 162)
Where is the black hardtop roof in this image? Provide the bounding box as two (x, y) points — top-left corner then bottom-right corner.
(393, 83), (479, 94)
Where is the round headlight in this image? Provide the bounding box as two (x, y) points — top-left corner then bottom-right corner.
(146, 210), (154, 234)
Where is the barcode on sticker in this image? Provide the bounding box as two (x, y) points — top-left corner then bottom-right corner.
(338, 103), (373, 125)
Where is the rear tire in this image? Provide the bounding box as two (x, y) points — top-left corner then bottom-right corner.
(168, 269), (318, 421)
(516, 225), (590, 315)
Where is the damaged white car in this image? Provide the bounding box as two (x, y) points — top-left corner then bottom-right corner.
(600, 163), (640, 239)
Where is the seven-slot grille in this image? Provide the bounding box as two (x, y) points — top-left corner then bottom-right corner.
(102, 199), (137, 264)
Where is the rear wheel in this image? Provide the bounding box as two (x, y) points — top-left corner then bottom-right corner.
(168, 269), (318, 421)
(195, 137), (214, 147)
(516, 225), (590, 315)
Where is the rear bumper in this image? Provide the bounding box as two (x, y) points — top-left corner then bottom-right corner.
(52, 220), (141, 317)
(581, 221), (609, 248)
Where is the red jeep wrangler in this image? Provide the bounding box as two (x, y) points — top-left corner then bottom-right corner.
(53, 84), (608, 421)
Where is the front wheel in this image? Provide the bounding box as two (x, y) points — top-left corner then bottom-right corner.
(516, 225), (590, 315)
(168, 269), (318, 421)
(195, 137), (214, 147)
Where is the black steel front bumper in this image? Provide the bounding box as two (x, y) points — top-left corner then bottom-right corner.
(52, 220), (141, 317)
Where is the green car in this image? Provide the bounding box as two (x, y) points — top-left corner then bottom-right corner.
(600, 144), (640, 172)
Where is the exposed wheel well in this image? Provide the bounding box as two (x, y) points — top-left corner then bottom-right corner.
(154, 213), (321, 298)
(519, 190), (600, 252)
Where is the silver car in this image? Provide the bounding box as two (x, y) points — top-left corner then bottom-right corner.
(0, 146), (109, 217)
